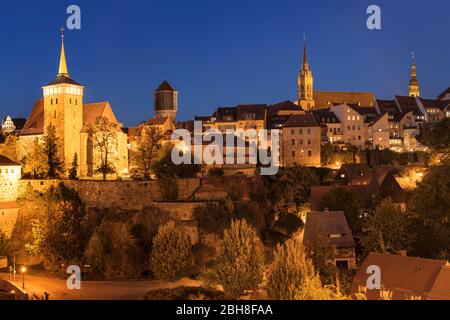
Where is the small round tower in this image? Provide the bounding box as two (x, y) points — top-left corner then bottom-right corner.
(154, 80), (178, 119)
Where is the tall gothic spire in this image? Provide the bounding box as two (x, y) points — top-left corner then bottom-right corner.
(58, 28), (69, 77)
(409, 51), (420, 97)
(302, 34), (310, 71)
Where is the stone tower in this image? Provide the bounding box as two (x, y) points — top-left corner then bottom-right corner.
(298, 37), (314, 111)
(409, 52), (420, 97)
(154, 80), (178, 120)
(42, 29), (84, 172)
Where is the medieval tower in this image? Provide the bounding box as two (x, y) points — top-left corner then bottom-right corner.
(42, 29), (84, 172)
(297, 37), (314, 110)
(409, 52), (420, 97)
(154, 80), (178, 120)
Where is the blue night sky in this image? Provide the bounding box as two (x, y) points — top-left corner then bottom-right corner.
(0, 0), (449, 126)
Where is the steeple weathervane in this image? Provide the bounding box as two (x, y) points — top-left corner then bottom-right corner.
(58, 27), (69, 77)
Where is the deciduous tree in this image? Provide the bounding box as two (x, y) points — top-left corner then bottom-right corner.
(131, 126), (164, 179)
(23, 138), (48, 179)
(88, 116), (118, 180)
(360, 198), (411, 257)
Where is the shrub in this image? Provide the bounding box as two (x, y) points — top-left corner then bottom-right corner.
(206, 219), (263, 298)
(150, 221), (194, 282)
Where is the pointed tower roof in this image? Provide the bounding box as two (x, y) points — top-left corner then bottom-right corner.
(58, 28), (69, 77)
(302, 34), (310, 71)
(410, 52), (418, 83)
(156, 80), (176, 92)
(46, 29), (81, 86)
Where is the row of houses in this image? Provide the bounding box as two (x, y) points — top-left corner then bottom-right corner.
(300, 163), (449, 300)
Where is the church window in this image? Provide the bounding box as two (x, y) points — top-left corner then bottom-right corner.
(292, 151), (296, 157)
(51, 99), (53, 105)
(75, 99), (78, 105)
(308, 150), (312, 157)
(70, 99), (72, 104)
(291, 139), (295, 145)
(308, 139), (311, 145)
(56, 98), (58, 104)
(54, 111), (57, 119)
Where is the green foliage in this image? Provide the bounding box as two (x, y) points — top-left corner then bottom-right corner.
(88, 116), (119, 180)
(0, 231), (11, 259)
(43, 124), (63, 178)
(69, 153), (79, 180)
(25, 183), (86, 270)
(417, 118), (450, 152)
(23, 138), (48, 179)
(360, 198), (411, 257)
(305, 237), (338, 285)
(131, 126), (164, 179)
(319, 187), (363, 232)
(157, 178), (179, 201)
(85, 220), (146, 279)
(321, 144), (354, 166)
(152, 144), (201, 179)
(195, 199), (266, 236)
(267, 239), (347, 300)
(253, 166), (319, 226)
(150, 221), (194, 282)
(0, 134), (18, 162)
(144, 286), (228, 300)
(206, 219), (263, 298)
(408, 166), (450, 260)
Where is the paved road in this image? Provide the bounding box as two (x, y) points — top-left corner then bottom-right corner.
(0, 273), (201, 300)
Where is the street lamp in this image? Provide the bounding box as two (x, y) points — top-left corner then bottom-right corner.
(21, 266), (26, 289)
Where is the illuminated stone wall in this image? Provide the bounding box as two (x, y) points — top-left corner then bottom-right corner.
(19, 179), (201, 210)
(0, 165), (21, 202)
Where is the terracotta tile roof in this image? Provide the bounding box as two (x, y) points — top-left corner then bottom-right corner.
(145, 117), (170, 126)
(82, 102), (121, 132)
(314, 91), (375, 109)
(350, 253), (447, 300)
(0, 155), (20, 166)
(0, 201), (18, 210)
(395, 96), (425, 117)
(284, 113), (319, 128)
(155, 80), (175, 92)
(268, 100), (302, 115)
(236, 104), (267, 121)
(20, 99), (44, 136)
(419, 98), (449, 111)
(312, 109), (341, 124)
(46, 75), (81, 86)
(337, 163), (373, 183)
(303, 211), (356, 249)
(437, 87), (450, 100)
(428, 266), (450, 300)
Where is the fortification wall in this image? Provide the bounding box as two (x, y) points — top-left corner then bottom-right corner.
(18, 179), (201, 210)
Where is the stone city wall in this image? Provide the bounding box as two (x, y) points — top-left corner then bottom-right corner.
(18, 179), (201, 210)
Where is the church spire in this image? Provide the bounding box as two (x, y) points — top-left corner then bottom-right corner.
(302, 34), (310, 71)
(58, 28), (69, 77)
(409, 51), (420, 97)
(297, 34), (314, 110)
